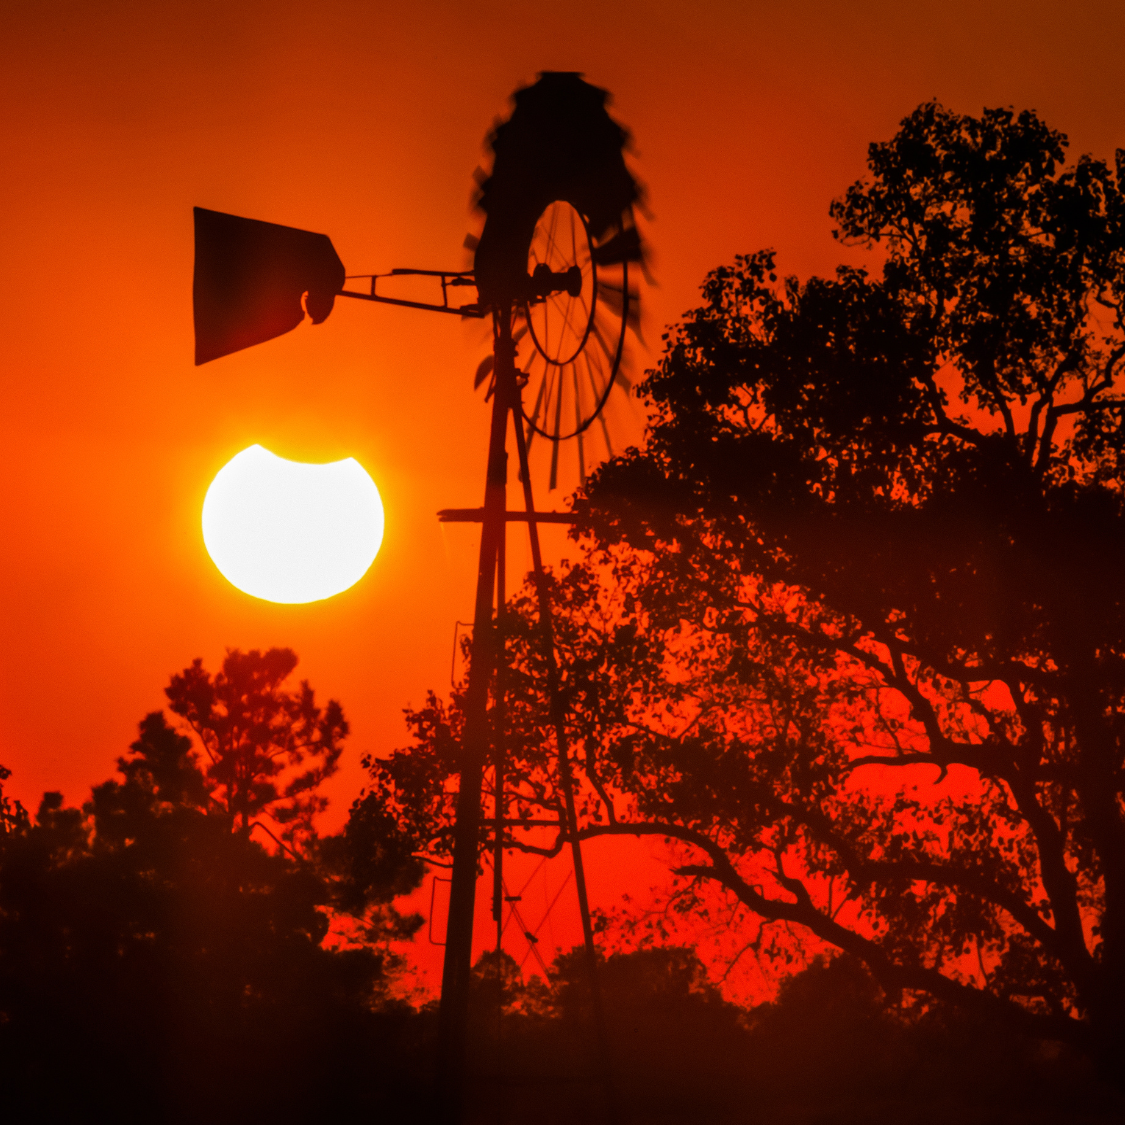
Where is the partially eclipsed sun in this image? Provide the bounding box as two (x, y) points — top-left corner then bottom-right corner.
(202, 445), (384, 604)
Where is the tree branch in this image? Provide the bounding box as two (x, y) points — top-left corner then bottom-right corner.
(574, 818), (1088, 1048)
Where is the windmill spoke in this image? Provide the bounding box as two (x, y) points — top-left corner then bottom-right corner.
(574, 364), (587, 483)
(554, 291), (580, 348)
(583, 349), (614, 457)
(527, 371), (547, 428)
(524, 368), (548, 452)
(546, 204), (562, 264)
(518, 201), (639, 482)
(590, 315), (617, 363)
(549, 363), (567, 490)
(573, 285), (592, 333)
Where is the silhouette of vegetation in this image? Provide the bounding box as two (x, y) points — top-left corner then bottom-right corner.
(3, 690), (1121, 1122)
(166, 647), (346, 841)
(0, 652), (424, 1124)
(372, 102), (1125, 1089)
(455, 945), (1120, 1124)
(0, 763), (28, 836)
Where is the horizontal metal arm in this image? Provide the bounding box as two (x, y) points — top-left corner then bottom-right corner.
(339, 267), (483, 318)
(337, 288), (483, 318)
(437, 508), (577, 523)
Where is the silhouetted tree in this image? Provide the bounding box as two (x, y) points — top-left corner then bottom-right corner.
(372, 103), (1125, 1087)
(0, 763), (28, 836)
(0, 673), (423, 1122)
(166, 647), (346, 842)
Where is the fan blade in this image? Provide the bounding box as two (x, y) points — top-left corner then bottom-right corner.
(599, 282), (641, 335)
(592, 226), (643, 265)
(589, 317), (616, 364)
(193, 208), (345, 365)
(549, 436), (560, 492)
(574, 367), (587, 483)
(525, 374), (547, 429)
(474, 354), (494, 388)
(549, 367), (565, 491)
(523, 418), (537, 473)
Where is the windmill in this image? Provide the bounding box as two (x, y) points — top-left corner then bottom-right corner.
(191, 72), (646, 1121)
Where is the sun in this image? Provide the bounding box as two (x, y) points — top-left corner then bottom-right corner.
(202, 445), (384, 604)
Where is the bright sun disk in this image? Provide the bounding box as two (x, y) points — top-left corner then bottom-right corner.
(202, 445), (384, 603)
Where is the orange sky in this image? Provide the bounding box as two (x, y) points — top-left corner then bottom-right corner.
(2, 0), (1124, 993)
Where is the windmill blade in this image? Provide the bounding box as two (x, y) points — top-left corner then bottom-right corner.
(573, 366), (587, 483)
(474, 354), (494, 388)
(597, 280), (641, 335)
(549, 366), (566, 491)
(193, 207), (345, 365)
(472, 72), (644, 308)
(591, 225), (644, 265)
(589, 316), (618, 364)
(525, 374), (546, 436)
(549, 435), (561, 492)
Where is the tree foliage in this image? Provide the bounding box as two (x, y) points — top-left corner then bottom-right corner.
(373, 102), (1125, 1083)
(0, 661), (423, 1123)
(458, 943), (1120, 1124)
(166, 647), (346, 841)
(0, 763), (28, 837)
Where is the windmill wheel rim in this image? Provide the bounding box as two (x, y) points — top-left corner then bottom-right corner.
(524, 200), (599, 368)
(520, 253), (628, 442)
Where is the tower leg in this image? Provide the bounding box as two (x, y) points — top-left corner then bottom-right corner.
(435, 310), (515, 1123)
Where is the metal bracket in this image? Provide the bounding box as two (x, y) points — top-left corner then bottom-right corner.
(338, 268), (483, 318)
(437, 508), (577, 524)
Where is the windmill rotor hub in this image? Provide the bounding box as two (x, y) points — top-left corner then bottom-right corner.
(528, 262), (583, 300)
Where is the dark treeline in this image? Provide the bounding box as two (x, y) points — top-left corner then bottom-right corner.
(0, 653), (426, 1123)
(2, 665), (1122, 1122)
(464, 947), (1119, 1125)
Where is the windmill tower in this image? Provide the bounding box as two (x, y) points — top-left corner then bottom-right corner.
(191, 72), (646, 1123)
